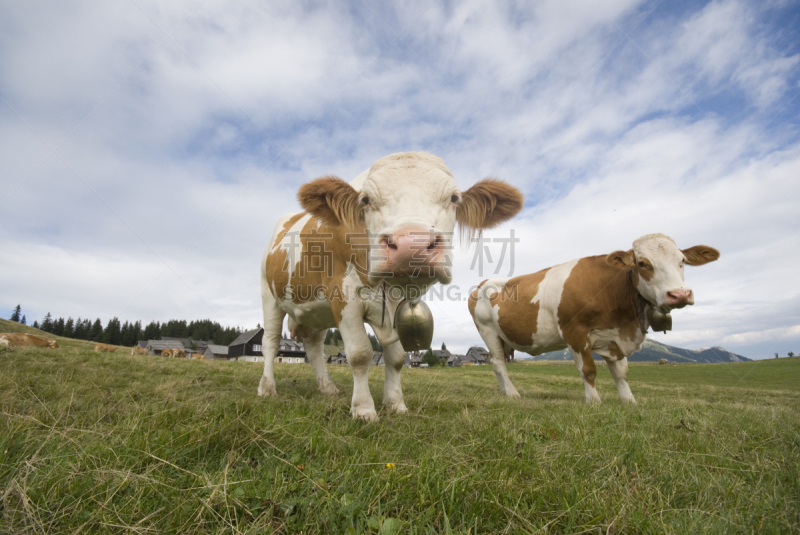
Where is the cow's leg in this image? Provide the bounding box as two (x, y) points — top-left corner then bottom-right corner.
(258, 290), (286, 397)
(569, 346), (601, 403)
(381, 341), (408, 413)
(606, 357), (636, 404)
(477, 326), (520, 398)
(338, 318), (378, 422)
(303, 328), (340, 396)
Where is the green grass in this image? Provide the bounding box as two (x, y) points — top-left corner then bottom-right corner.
(1, 321), (799, 533)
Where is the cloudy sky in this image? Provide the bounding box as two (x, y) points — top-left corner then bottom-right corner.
(1, 0), (798, 359)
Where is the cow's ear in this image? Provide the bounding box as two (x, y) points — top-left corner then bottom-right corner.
(298, 176), (361, 227)
(457, 179), (524, 234)
(606, 250), (635, 269)
(682, 245), (720, 266)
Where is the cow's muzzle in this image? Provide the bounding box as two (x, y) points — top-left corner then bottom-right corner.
(377, 229), (448, 276)
(665, 289), (694, 309)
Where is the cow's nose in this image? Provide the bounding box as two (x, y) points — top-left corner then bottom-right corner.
(380, 230), (443, 264)
(666, 289), (694, 308)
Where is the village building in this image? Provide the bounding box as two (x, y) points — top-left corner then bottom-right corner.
(405, 352), (423, 367)
(204, 344), (229, 360)
(228, 328), (264, 359)
(328, 352), (348, 365)
(463, 347), (490, 365)
(447, 354), (464, 367)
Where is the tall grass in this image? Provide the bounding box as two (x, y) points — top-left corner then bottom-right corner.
(1, 325), (798, 533)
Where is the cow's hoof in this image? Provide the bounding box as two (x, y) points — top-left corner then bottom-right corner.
(351, 408), (379, 422)
(386, 403), (408, 414)
(586, 397), (602, 404)
(504, 388), (521, 399)
(257, 377), (278, 397)
(620, 396), (637, 404)
(318, 381), (341, 397)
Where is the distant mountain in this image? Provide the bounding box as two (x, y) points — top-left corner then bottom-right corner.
(517, 339), (750, 363)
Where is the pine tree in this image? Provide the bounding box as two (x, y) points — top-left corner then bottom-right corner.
(143, 321), (161, 341)
(32, 320), (39, 329)
(41, 313), (54, 332)
(89, 319), (103, 341)
(441, 342), (447, 350)
(20, 315), (26, 325)
(53, 317), (65, 336)
(131, 320), (142, 344)
(64, 318), (75, 338)
(10, 305), (21, 322)
(104, 317), (122, 345)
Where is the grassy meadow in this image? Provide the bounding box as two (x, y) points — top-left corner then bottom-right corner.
(1, 321), (799, 534)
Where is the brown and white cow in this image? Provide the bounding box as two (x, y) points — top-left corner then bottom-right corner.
(0, 333), (59, 349)
(260, 151), (523, 420)
(468, 234), (719, 403)
(131, 346), (149, 356)
(161, 348), (186, 358)
(95, 343), (117, 353)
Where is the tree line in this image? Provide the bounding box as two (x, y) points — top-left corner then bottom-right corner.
(8, 305), (243, 346)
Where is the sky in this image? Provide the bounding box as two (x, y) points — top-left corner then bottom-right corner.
(1, 0), (799, 359)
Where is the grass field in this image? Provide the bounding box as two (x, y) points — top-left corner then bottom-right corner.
(1, 321), (799, 534)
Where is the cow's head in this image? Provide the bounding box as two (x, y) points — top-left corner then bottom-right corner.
(607, 233), (719, 311)
(298, 152), (523, 287)
(47, 339), (59, 349)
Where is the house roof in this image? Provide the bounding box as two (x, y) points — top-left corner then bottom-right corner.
(206, 344), (229, 355)
(161, 336), (191, 347)
(229, 328), (263, 347)
(136, 340), (148, 348)
(448, 354), (464, 362)
(433, 349), (452, 358)
(279, 338), (304, 352)
(146, 340), (185, 351)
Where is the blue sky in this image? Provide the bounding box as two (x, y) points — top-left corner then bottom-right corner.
(1, 0), (799, 358)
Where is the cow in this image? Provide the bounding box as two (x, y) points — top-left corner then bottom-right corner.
(162, 348), (186, 358)
(94, 343), (117, 352)
(658, 358), (668, 365)
(260, 151), (524, 421)
(191, 352), (206, 360)
(131, 346), (149, 356)
(468, 233), (719, 403)
(0, 333), (59, 349)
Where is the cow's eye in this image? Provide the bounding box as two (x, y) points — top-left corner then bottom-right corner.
(450, 194), (459, 203)
(638, 261), (649, 269)
(361, 196), (370, 206)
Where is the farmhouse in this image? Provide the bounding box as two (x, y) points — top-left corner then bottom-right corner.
(463, 347), (489, 365)
(432, 348), (452, 364)
(329, 352), (348, 365)
(228, 328), (263, 359)
(204, 344), (229, 360)
(447, 354), (465, 367)
(405, 352), (423, 367)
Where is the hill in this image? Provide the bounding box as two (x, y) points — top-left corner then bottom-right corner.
(518, 339), (751, 363)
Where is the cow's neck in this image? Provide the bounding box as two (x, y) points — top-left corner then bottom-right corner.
(627, 269), (651, 334)
(626, 269), (672, 334)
